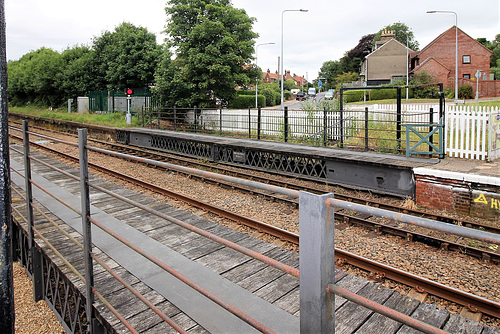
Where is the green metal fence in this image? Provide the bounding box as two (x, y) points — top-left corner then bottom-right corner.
(88, 88), (152, 114)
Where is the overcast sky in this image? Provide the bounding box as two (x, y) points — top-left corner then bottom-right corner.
(5, 0), (500, 80)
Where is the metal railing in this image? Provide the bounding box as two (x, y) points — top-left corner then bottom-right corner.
(10, 121), (500, 333)
(139, 106), (444, 156)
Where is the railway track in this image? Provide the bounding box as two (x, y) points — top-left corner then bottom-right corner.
(9, 123), (500, 266)
(8, 125), (500, 320)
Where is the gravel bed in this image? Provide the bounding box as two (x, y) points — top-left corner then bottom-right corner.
(9, 128), (500, 331)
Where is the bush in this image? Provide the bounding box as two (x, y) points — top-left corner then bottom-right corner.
(228, 95), (256, 109)
(369, 88), (397, 100)
(237, 89), (255, 96)
(274, 91), (282, 105)
(261, 89), (276, 106)
(342, 90), (364, 103)
(284, 91), (292, 100)
(458, 84), (473, 99)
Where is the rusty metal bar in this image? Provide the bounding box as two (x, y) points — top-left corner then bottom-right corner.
(89, 181), (299, 278)
(92, 289), (138, 334)
(87, 145), (301, 198)
(88, 216), (277, 334)
(327, 284), (447, 334)
(326, 198), (500, 245)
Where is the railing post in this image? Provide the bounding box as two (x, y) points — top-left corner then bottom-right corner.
(284, 106), (289, 143)
(365, 107), (369, 151)
(219, 108), (223, 135)
(22, 120), (43, 301)
(78, 128), (95, 333)
(156, 107), (160, 130)
(194, 106), (198, 133)
(429, 107), (434, 153)
(248, 107), (251, 139)
(397, 87), (402, 151)
(257, 107), (261, 140)
(299, 191), (335, 333)
(323, 107), (327, 147)
(173, 106), (177, 131)
(340, 109), (344, 148)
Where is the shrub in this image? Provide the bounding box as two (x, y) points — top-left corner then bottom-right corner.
(342, 90), (364, 103)
(274, 91), (282, 105)
(369, 88), (397, 100)
(237, 89), (255, 96)
(261, 89), (276, 106)
(284, 91), (292, 100)
(228, 95), (256, 109)
(458, 84), (473, 99)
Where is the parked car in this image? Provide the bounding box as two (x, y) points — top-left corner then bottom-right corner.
(296, 91), (306, 101)
(307, 87), (316, 97)
(324, 91), (334, 100)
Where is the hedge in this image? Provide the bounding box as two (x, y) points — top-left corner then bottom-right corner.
(228, 95), (265, 109)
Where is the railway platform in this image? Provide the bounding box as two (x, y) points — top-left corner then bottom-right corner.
(117, 128), (437, 198)
(9, 146), (500, 333)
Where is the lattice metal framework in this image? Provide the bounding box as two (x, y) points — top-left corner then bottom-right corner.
(150, 135), (213, 160)
(216, 147), (327, 179)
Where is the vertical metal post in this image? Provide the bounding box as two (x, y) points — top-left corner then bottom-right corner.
(299, 191), (335, 333)
(219, 108), (223, 136)
(79, 129), (94, 333)
(194, 106), (198, 133)
(396, 87), (402, 151)
(365, 107), (369, 151)
(22, 121), (43, 301)
(257, 107), (261, 140)
(323, 107), (327, 147)
(0, 0), (15, 329)
(429, 107), (434, 153)
(248, 107), (251, 139)
(157, 107), (160, 130)
(284, 106), (289, 143)
(438, 83), (445, 159)
(173, 106), (177, 131)
(340, 109), (344, 148)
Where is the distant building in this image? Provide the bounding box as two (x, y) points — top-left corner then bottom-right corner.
(263, 69), (305, 86)
(410, 26), (496, 97)
(360, 30), (413, 85)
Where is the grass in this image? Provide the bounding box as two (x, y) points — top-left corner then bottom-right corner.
(347, 97), (500, 108)
(9, 106), (141, 128)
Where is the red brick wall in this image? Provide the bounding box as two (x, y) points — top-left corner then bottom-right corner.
(416, 28), (493, 92)
(415, 174), (500, 219)
(459, 78), (500, 98)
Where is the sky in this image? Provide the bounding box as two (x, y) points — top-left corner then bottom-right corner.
(4, 0), (500, 81)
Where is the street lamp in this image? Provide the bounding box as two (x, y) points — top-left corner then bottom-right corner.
(427, 10), (458, 103)
(255, 42), (275, 108)
(281, 9), (308, 111)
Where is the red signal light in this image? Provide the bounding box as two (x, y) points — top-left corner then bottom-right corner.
(125, 88), (133, 95)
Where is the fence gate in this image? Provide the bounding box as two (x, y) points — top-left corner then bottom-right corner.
(489, 112), (500, 161)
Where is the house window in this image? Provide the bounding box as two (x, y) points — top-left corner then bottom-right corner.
(463, 74), (471, 79)
(463, 55), (471, 64)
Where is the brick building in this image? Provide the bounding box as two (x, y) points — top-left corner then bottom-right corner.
(411, 26), (499, 97)
(263, 69), (305, 87)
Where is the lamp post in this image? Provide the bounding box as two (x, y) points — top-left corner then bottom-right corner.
(427, 10), (458, 103)
(281, 9), (308, 111)
(255, 42), (275, 108)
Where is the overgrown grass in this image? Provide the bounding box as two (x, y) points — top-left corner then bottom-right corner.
(9, 106), (141, 128)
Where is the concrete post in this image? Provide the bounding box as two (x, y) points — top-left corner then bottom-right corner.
(299, 191), (335, 333)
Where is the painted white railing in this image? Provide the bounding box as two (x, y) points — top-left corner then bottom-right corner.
(371, 104), (499, 160)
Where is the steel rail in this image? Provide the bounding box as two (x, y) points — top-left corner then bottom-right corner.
(327, 284), (447, 334)
(9, 120), (499, 235)
(88, 216), (277, 334)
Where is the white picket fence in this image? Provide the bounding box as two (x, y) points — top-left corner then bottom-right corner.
(371, 104), (498, 160)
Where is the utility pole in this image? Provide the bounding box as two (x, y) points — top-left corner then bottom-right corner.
(0, 0), (15, 331)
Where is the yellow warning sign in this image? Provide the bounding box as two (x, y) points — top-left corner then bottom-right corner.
(473, 194), (489, 205)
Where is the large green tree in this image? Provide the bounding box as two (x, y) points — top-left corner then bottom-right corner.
(8, 48), (64, 106)
(164, 0), (258, 107)
(91, 22), (162, 90)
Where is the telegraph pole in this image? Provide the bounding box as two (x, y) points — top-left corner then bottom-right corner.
(0, 0), (15, 332)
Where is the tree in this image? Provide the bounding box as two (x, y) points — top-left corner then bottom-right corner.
(373, 22), (419, 50)
(318, 60), (342, 90)
(56, 46), (94, 101)
(8, 48), (64, 106)
(91, 22), (161, 90)
(164, 0), (259, 107)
